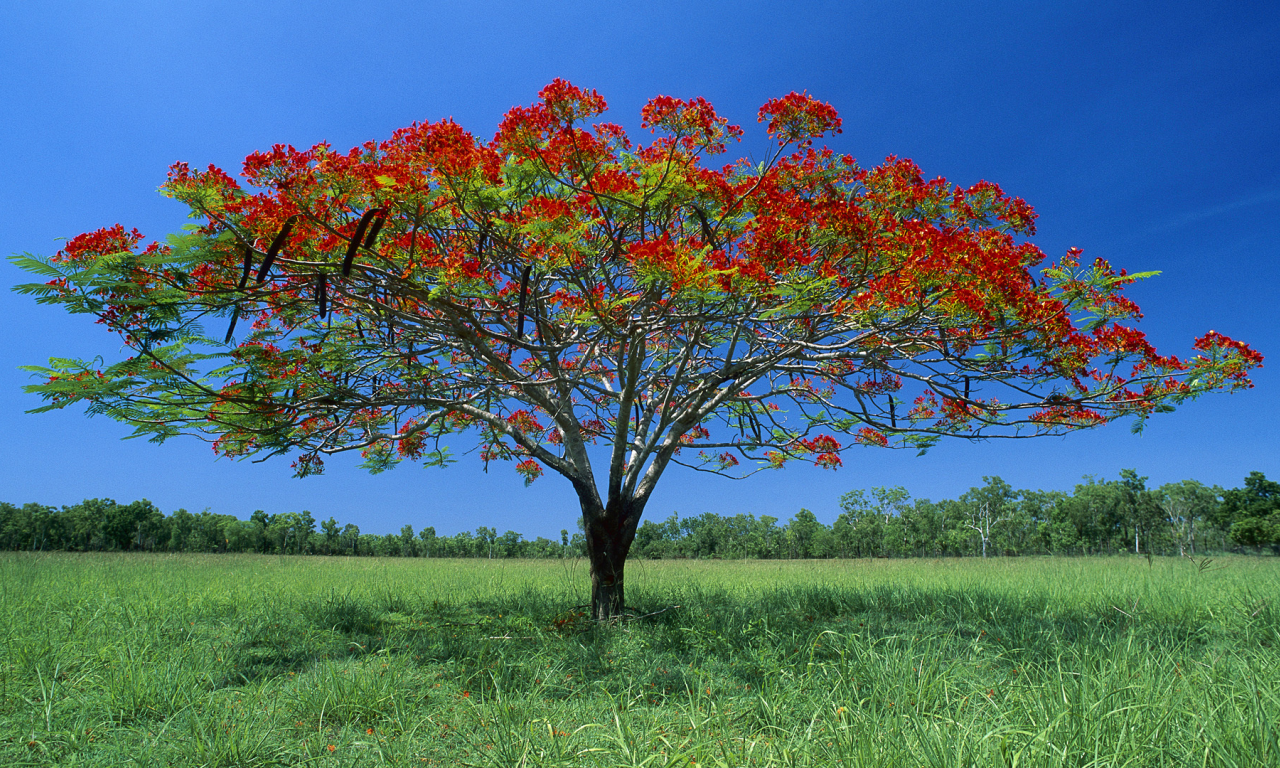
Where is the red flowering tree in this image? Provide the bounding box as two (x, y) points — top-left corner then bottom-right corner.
(15, 81), (1261, 618)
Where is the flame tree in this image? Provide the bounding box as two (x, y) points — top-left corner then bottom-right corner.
(14, 81), (1261, 618)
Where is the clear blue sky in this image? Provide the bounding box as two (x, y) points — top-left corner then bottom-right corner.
(2, 1), (1276, 538)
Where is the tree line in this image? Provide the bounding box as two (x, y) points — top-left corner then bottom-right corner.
(2, 470), (1277, 559)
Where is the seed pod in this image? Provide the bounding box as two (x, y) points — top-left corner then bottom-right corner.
(692, 205), (718, 250)
(236, 244), (253, 291)
(224, 305), (240, 344)
(889, 399), (896, 428)
(363, 212), (387, 248)
(316, 275), (328, 319)
(516, 265), (532, 341)
(964, 376), (970, 399)
(256, 215), (299, 282)
(342, 208), (383, 277)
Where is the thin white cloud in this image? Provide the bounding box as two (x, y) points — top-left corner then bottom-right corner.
(1150, 187), (1280, 234)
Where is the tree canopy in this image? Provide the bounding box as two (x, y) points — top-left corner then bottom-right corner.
(14, 80), (1261, 617)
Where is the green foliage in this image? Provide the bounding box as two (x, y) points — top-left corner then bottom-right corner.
(0, 470), (1262, 560)
(1221, 471), (1280, 550)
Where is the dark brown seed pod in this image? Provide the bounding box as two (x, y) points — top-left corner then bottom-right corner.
(342, 208), (383, 277)
(363, 211), (387, 248)
(236, 244), (253, 291)
(256, 215), (299, 282)
(316, 275), (328, 319)
(516, 265), (532, 341)
(692, 205), (718, 250)
(964, 376), (970, 399)
(889, 399), (896, 428)
(224, 305), (240, 344)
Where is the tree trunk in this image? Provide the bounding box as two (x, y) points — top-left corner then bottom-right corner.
(590, 563), (625, 620)
(581, 494), (643, 621)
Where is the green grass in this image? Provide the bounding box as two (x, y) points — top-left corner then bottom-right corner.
(0, 553), (1276, 766)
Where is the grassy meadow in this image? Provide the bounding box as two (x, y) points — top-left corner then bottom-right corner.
(0, 553), (1277, 766)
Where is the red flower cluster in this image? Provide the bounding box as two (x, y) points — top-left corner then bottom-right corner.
(51, 224), (145, 264)
(640, 94), (744, 155)
(515, 459), (544, 486)
(854, 428), (889, 447)
(757, 91), (842, 146)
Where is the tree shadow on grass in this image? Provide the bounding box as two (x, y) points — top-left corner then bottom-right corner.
(206, 576), (1276, 701)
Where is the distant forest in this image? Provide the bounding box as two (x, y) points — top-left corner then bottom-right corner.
(3, 471), (1278, 559)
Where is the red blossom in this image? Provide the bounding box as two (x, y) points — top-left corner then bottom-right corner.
(796, 434), (841, 453)
(757, 92), (842, 146)
(539, 78), (608, 123)
(515, 459), (543, 485)
(1194, 330), (1263, 365)
(854, 428), (889, 447)
(814, 452), (842, 469)
(506, 409), (546, 435)
(641, 95), (743, 155)
(51, 224), (144, 263)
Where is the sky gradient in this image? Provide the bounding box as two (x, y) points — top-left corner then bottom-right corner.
(2, 0), (1276, 538)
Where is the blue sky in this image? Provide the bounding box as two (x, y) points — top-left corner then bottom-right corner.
(2, 1), (1276, 538)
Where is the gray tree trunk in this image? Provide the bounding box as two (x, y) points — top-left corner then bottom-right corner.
(581, 493), (644, 621)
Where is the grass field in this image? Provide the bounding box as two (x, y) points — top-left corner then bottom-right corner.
(0, 553), (1276, 766)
